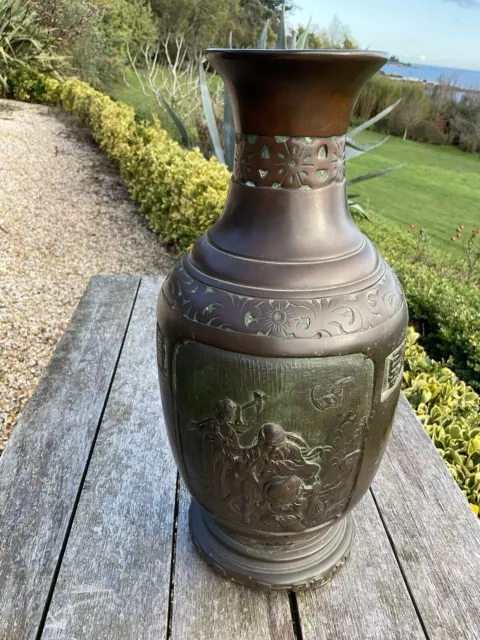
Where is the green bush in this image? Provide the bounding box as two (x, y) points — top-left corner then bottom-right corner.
(6, 69), (480, 516)
(359, 218), (480, 389)
(410, 120), (448, 146)
(7, 66), (61, 103)
(403, 328), (480, 516)
(0, 0), (57, 92)
(59, 78), (230, 250)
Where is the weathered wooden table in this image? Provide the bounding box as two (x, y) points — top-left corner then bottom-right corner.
(1, 276), (479, 640)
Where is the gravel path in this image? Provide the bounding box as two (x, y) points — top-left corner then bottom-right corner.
(0, 100), (174, 452)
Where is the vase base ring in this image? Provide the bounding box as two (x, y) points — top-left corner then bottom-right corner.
(189, 501), (354, 591)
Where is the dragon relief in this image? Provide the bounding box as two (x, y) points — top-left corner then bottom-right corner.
(187, 391), (367, 531)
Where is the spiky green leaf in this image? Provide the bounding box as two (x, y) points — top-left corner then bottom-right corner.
(348, 200), (371, 220)
(348, 99), (402, 138)
(345, 136), (390, 160)
(257, 18), (270, 49)
(158, 91), (192, 149)
(347, 164), (406, 186)
(199, 62), (226, 164)
(296, 18), (312, 49)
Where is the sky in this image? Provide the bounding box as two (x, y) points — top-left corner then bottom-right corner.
(291, 0), (480, 71)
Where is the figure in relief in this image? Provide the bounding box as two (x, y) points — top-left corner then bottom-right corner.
(189, 390), (366, 530)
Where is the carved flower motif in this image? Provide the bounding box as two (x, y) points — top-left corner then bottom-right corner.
(233, 134), (347, 189)
(271, 137), (320, 189)
(330, 136), (346, 182)
(164, 263), (405, 340)
(245, 301), (309, 337)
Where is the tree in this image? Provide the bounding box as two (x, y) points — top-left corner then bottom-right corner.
(149, 0), (297, 53)
(327, 15), (356, 49)
(452, 94), (480, 153)
(101, 0), (158, 65)
(397, 95), (430, 140)
(29, 0), (108, 81)
(29, 0), (159, 83)
(292, 17), (357, 50)
(236, 0), (273, 47)
(258, 0), (293, 12)
(150, 0), (243, 55)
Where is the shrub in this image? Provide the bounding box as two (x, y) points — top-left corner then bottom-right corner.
(403, 328), (480, 516)
(8, 66), (61, 103)
(58, 79), (230, 250)
(9, 70), (480, 390)
(0, 0), (57, 92)
(60, 79), (138, 161)
(410, 120), (448, 146)
(121, 121), (230, 250)
(359, 217), (480, 389)
(7, 69), (480, 516)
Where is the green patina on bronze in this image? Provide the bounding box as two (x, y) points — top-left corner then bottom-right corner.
(157, 49), (408, 591)
(233, 133), (346, 189)
(174, 341), (374, 533)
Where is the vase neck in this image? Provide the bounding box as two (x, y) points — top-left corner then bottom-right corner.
(233, 134), (346, 191)
(186, 49), (388, 296)
(187, 178), (383, 297)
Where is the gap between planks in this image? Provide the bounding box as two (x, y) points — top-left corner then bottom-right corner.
(0, 275), (141, 640)
(35, 277), (142, 639)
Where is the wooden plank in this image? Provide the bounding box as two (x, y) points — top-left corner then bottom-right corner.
(170, 482), (296, 640)
(42, 277), (178, 640)
(296, 491), (427, 640)
(0, 275), (139, 640)
(372, 394), (480, 640)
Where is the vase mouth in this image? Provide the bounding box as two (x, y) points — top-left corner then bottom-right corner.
(206, 48), (387, 137)
(207, 48), (388, 63)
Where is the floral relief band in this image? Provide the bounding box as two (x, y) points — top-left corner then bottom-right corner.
(162, 261), (405, 340)
(233, 134), (346, 190)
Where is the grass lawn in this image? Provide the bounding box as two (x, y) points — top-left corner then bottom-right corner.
(108, 72), (160, 118)
(109, 72), (480, 255)
(348, 132), (480, 253)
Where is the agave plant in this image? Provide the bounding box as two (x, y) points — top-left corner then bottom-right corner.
(160, 11), (404, 217)
(0, 0), (57, 91)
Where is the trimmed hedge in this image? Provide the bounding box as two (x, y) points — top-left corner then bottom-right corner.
(60, 77), (480, 391)
(59, 78), (231, 251)
(6, 69), (480, 515)
(404, 329), (479, 515)
(359, 218), (480, 389)
(8, 66), (62, 105)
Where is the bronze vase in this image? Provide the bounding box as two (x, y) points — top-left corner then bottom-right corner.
(156, 49), (408, 590)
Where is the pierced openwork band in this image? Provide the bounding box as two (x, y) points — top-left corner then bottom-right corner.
(233, 134), (346, 190)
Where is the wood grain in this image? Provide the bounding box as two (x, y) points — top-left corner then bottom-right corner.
(371, 394), (480, 640)
(3, 270), (479, 640)
(170, 482), (296, 640)
(42, 277), (178, 640)
(0, 275), (139, 640)
(296, 490), (427, 640)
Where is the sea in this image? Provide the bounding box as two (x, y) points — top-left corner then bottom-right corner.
(382, 63), (480, 90)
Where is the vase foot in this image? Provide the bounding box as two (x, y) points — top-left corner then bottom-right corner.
(189, 501), (354, 591)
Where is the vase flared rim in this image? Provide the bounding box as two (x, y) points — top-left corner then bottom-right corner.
(206, 48), (388, 64)
(206, 48), (388, 136)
